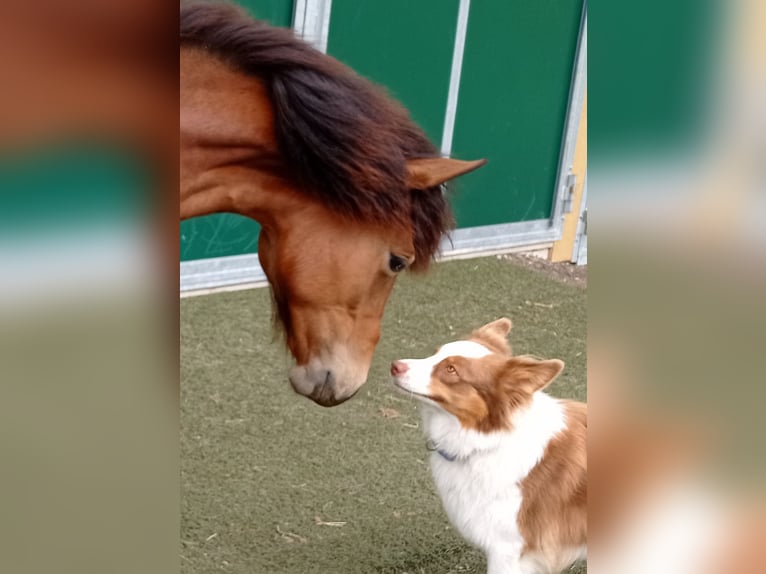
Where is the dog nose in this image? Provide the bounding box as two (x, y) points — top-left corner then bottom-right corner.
(390, 360), (409, 376)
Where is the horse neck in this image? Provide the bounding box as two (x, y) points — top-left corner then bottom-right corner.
(179, 139), (303, 227)
(180, 47), (305, 227)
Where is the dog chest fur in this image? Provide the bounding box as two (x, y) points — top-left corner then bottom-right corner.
(423, 393), (567, 560)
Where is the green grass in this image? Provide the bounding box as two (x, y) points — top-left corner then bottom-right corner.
(181, 257), (586, 573)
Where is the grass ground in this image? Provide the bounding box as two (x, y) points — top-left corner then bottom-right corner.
(181, 256), (586, 573)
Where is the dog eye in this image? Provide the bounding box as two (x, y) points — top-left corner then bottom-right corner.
(389, 255), (407, 273)
(446, 365), (456, 374)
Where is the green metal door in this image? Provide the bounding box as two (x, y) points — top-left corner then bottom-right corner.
(327, 0), (459, 146)
(327, 0), (584, 231)
(450, 0), (584, 228)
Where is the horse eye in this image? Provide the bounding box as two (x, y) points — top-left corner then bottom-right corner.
(389, 255), (407, 273)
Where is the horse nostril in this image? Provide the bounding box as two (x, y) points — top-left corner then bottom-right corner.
(311, 370), (333, 398)
(390, 360), (408, 376)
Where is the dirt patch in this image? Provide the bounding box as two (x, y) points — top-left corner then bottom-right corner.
(498, 253), (587, 288)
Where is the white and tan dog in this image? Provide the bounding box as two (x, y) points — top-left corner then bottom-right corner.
(391, 318), (586, 574)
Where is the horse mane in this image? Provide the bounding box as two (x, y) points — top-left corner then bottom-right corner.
(180, 1), (453, 271)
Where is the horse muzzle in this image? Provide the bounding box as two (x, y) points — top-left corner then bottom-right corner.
(288, 363), (364, 407)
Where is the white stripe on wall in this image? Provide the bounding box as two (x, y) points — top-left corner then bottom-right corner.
(440, 0), (471, 156)
(293, 0), (333, 53)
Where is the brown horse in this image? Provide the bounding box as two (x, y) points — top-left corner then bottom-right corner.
(180, 2), (485, 406)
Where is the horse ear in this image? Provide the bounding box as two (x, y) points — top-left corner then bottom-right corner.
(405, 158), (487, 190)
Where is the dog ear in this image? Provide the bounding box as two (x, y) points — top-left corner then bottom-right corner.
(502, 356), (565, 393)
(478, 318), (512, 338)
(470, 318), (513, 356)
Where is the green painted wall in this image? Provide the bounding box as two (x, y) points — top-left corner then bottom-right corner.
(326, 0), (459, 145)
(180, 0), (293, 262)
(236, 0), (293, 28)
(450, 0), (584, 228)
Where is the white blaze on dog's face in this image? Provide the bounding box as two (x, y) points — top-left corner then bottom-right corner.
(391, 317), (513, 402)
(392, 340), (492, 399)
(390, 317), (564, 432)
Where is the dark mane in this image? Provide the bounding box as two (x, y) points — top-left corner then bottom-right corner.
(180, 1), (453, 270)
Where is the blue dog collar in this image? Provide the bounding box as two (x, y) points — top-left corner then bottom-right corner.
(426, 439), (458, 462)
(437, 448), (457, 462)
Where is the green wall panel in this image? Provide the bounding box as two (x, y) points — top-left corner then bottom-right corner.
(327, 0), (459, 145)
(180, 0), (293, 261)
(180, 213), (261, 261)
(450, 0), (584, 228)
(236, 0), (293, 28)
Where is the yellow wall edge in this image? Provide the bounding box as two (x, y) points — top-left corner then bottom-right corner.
(550, 92), (587, 263)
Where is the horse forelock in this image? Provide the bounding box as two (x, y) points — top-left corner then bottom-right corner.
(180, 1), (454, 270)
